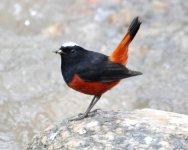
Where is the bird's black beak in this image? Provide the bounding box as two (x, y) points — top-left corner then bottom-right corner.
(53, 50), (63, 54)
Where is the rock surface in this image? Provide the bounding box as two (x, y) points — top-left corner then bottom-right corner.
(27, 109), (188, 150)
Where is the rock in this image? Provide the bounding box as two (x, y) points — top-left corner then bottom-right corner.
(42, 24), (64, 37)
(27, 109), (188, 150)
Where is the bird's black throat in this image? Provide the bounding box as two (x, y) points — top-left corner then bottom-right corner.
(60, 56), (78, 84)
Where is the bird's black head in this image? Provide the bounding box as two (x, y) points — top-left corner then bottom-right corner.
(54, 42), (87, 65)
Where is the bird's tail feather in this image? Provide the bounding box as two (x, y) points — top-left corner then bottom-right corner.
(109, 17), (141, 65)
(128, 17), (142, 41)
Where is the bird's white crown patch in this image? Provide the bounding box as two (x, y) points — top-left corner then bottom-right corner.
(62, 42), (79, 47)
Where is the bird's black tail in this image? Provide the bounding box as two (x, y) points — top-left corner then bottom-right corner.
(109, 16), (142, 64)
(128, 16), (142, 41)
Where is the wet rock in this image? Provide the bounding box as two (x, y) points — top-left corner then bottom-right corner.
(27, 109), (188, 149)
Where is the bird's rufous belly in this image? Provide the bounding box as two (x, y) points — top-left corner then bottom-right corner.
(68, 74), (120, 96)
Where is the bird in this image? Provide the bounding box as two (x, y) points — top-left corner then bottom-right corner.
(54, 16), (142, 120)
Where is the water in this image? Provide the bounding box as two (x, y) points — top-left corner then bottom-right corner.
(0, 0), (188, 149)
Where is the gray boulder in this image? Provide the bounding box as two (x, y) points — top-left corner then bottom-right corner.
(27, 109), (188, 150)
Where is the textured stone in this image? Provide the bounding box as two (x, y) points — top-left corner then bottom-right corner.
(27, 109), (188, 150)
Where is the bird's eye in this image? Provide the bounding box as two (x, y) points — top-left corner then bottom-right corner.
(71, 49), (75, 53)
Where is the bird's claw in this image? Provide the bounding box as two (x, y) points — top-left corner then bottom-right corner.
(78, 113), (83, 116)
(92, 108), (101, 113)
(69, 114), (87, 121)
(69, 109), (101, 121)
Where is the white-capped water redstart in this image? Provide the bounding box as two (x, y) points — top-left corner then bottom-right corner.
(54, 16), (142, 120)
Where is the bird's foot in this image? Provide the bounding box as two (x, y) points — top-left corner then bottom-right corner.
(78, 112), (84, 116)
(78, 108), (101, 116)
(69, 109), (102, 121)
(91, 108), (102, 113)
(69, 113), (87, 121)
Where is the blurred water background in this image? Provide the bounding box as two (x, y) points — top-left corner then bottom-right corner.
(0, 0), (188, 149)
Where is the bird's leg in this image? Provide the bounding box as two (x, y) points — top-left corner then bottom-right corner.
(75, 95), (101, 120)
(78, 96), (96, 116)
(84, 95), (101, 115)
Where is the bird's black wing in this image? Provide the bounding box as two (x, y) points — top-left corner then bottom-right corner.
(77, 51), (142, 83)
